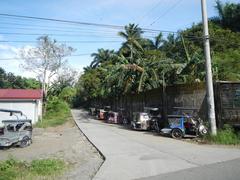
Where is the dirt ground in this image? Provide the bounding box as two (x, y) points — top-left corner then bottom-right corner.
(0, 120), (104, 180)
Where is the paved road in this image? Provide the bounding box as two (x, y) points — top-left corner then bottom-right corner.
(72, 109), (240, 180)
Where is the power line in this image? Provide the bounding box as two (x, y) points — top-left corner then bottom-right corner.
(0, 14), (234, 44)
(1, 32), (236, 45)
(0, 22), (122, 35)
(0, 26), (120, 35)
(0, 13), (124, 30)
(0, 13), (180, 34)
(0, 53), (92, 61)
(0, 21), (120, 31)
(136, 0), (164, 24)
(0, 32), (121, 38)
(0, 31), (204, 40)
(0, 40), (121, 43)
(0, 13), (219, 40)
(150, 0), (184, 26)
(0, 25), (176, 37)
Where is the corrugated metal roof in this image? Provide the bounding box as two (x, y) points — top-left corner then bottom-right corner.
(0, 89), (43, 99)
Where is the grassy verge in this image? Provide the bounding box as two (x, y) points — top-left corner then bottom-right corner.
(0, 158), (66, 180)
(36, 97), (71, 128)
(204, 125), (240, 145)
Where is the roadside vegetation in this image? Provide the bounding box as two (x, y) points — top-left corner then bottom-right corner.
(0, 158), (66, 180)
(36, 97), (71, 128)
(74, 1), (240, 105)
(204, 125), (240, 145)
(36, 83), (76, 128)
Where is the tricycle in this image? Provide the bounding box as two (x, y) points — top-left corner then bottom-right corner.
(107, 111), (119, 124)
(160, 107), (208, 139)
(144, 107), (164, 132)
(0, 109), (32, 148)
(117, 108), (128, 125)
(97, 109), (106, 120)
(131, 112), (151, 130)
(97, 106), (111, 121)
(89, 107), (96, 116)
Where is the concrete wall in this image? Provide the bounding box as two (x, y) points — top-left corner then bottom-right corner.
(92, 82), (240, 127)
(113, 83), (207, 118)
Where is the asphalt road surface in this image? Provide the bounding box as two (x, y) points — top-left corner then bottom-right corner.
(72, 109), (240, 180)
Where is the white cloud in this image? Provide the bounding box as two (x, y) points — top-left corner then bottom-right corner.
(0, 44), (36, 78)
(0, 44), (19, 53)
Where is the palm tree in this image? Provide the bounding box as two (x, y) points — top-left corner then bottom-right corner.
(118, 23), (144, 60)
(90, 48), (115, 68)
(104, 55), (144, 94)
(148, 33), (164, 50)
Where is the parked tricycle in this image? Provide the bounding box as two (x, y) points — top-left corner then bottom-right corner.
(89, 107), (96, 116)
(160, 107), (208, 139)
(97, 106), (111, 121)
(144, 107), (163, 132)
(107, 111), (119, 124)
(0, 109), (32, 148)
(97, 109), (106, 120)
(117, 108), (128, 125)
(131, 112), (151, 130)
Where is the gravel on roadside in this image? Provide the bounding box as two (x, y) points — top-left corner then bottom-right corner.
(0, 120), (104, 180)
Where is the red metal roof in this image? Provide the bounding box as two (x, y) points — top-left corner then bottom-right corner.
(0, 89), (43, 99)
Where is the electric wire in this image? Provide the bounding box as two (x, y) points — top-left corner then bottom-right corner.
(136, 0), (164, 24)
(0, 13), (180, 34)
(0, 53), (92, 61)
(150, 0), (184, 26)
(0, 40), (122, 43)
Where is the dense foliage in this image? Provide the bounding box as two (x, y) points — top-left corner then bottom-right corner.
(75, 1), (240, 103)
(36, 96), (71, 128)
(0, 67), (40, 89)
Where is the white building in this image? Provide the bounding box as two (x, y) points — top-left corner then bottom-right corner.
(0, 89), (43, 124)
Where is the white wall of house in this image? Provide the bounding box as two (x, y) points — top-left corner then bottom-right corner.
(0, 99), (42, 124)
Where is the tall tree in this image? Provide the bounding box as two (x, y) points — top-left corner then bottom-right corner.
(20, 36), (75, 98)
(118, 23), (143, 60)
(90, 49), (115, 68)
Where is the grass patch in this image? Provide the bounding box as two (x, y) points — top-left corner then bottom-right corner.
(204, 125), (240, 145)
(36, 97), (71, 128)
(0, 158), (66, 180)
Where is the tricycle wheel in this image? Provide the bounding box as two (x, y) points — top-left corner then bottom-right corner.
(20, 136), (30, 148)
(171, 128), (183, 139)
(154, 121), (160, 133)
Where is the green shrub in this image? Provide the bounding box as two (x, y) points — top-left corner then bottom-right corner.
(30, 159), (65, 176)
(36, 97), (71, 128)
(0, 158), (65, 180)
(205, 125), (240, 145)
(0, 158), (20, 180)
(46, 96), (70, 114)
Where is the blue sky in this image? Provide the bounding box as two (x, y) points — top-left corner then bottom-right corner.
(0, 0), (238, 77)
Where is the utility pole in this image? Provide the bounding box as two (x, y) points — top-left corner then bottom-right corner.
(201, 0), (217, 135)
